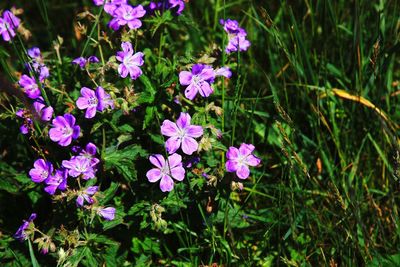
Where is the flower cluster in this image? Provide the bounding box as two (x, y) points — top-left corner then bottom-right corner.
(0, 10), (20, 41)
(29, 159), (68, 195)
(179, 64), (232, 100)
(11, 0), (262, 257)
(62, 142), (100, 180)
(72, 56), (99, 69)
(27, 47), (50, 82)
(18, 47), (51, 100)
(220, 19), (251, 53)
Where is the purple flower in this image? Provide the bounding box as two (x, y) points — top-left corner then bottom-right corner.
(49, 114), (80, 146)
(28, 47), (41, 59)
(220, 19), (251, 53)
(76, 86), (114, 118)
(33, 100), (54, 121)
(16, 109), (32, 135)
(146, 153), (185, 192)
(226, 31), (251, 53)
(19, 121), (31, 134)
(19, 75), (41, 99)
(221, 19), (240, 34)
(97, 207), (116, 220)
(225, 143), (261, 179)
(93, 0), (127, 15)
(215, 67), (232, 78)
(72, 57), (87, 68)
(88, 56), (99, 63)
(109, 4), (146, 30)
(76, 186), (98, 206)
(44, 169), (68, 195)
(179, 64), (215, 100)
(62, 156), (96, 180)
(26, 47), (50, 82)
(116, 42), (144, 80)
(29, 159), (53, 183)
(72, 56), (99, 69)
(145, 0), (185, 15)
(79, 142), (100, 167)
(161, 112), (203, 155)
(0, 10), (20, 42)
(168, 0), (185, 15)
(14, 213), (36, 241)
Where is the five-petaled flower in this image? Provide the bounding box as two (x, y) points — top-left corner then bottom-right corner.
(116, 41), (144, 80)
(76, 86), (114, 119)
(225, 143), (261, 179)
(179, 64), (216, 100)
(109, 4), (146, 30)
(14, 213), (36, 241)
(161, 112), (203, 155)
(146, 153), (185, 192)
(49, 114), (80, 146)
(29, 159), (53, 183)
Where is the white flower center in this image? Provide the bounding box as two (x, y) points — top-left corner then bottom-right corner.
(62, 126), (72, 136)
(123, 54), (136, 67)
(88, 97), (98, 106)
(41, 170), (48, 178)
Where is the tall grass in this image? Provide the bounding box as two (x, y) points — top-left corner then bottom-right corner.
(0, 0), (399, 265)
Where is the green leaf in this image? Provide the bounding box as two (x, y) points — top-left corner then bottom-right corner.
(104, 145), (147, 182)
(28, 239), (40, 267)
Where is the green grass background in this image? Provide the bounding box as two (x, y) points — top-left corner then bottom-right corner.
(0, 0), (400, 266)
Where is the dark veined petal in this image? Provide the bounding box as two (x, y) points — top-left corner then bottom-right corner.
(149, 154), (165, 169)
(167, 153), (182, 168)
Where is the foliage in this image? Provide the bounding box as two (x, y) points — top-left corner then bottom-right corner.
(0, 0), (400, 266)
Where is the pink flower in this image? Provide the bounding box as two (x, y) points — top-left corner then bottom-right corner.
(0, 10), (20, 42)
(98, 207), (116, 220)
(116, 42), (144, 80)
(48, 114), (80, 146)
(161, 112), (203, 155)
(225, 143), (261, 179)
(146, 154), (185, 192)
(179, 64), (216, 100)
(109, 4), (146, 30)
(76, 86), (114, 119)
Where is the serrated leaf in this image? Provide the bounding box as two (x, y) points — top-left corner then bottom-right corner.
(104, 145), (147, 182)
